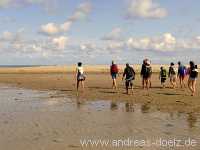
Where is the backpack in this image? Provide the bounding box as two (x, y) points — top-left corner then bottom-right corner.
(145, 66), (152, 77)
(126, 67), (135, 79)
(169, 66), (176, 75)
(161, 69), (167, 77)
(190, 68), (198, 78)
(111, 64), (118, 74)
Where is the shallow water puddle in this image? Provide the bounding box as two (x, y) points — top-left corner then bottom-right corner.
(0, 85), (200, 129)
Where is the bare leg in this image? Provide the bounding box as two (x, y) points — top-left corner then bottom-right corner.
(173, 78), (177, 89)
(161, 82), (165, 88)
(149, 78), (152, 88)
(77, 80), (80, 91)
(188, 80), (193, 95)
(183, 77), (186, 88)
(112, 79), (114, 89)
(130, 83), (133, 94)
(112, 79), (117, 89)
(192, 80), (196, 96)
(114, 79), (117, 89)
(81, 81), (85, 91)
(175, 81), (177, 88)
(126, 87), (129, 94)
(179, 77), (182, 88)
(145, 79), (150, 96)
(180, 76), (185, 88)
(142, 78), (145, 89)
(144, 79), (147, 89)
(126, 81), (129, 94)
(146, 79), (150, 90)
(170, 79), (173, 88)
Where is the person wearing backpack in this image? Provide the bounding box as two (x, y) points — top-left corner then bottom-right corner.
(159, 66), (167, 88)
(178, 61), (186, 88)
(122, 63), (135, 94)
(168, 62), (177, 88)
(188, 61), (198, 96)
(110, 60), (119, 89)
(141, 59), (152, 90)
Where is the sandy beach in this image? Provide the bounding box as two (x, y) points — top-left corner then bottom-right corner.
(0, 66), (200, 150)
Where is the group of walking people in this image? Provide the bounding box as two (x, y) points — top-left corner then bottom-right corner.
(158, 61), (198, 96)
(75, 59), (198, 96)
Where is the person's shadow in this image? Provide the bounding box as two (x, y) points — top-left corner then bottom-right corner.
(156, 92), (182, 96)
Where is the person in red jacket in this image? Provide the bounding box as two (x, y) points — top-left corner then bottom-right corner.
(110, 60), (119, 89)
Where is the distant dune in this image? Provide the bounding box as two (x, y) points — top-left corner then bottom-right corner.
(0, 64), (198, 74)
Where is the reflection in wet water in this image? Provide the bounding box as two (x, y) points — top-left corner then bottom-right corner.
(187, 113), (198, 128)
(125, 102), (134, 112)
(0, 85), (200, 133)
(141, 103), (151, 113)
(110, 101), (118, 111)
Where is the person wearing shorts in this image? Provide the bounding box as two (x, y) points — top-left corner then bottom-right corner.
(141, 59), (152, 90)
(110, 61), (119, 89)
(168, 62), (177, 88)
(178, 61), (186, 88)
(188, 61), (198, 96)
(76, 62), (86, 91)
(159, 66), (167, 88)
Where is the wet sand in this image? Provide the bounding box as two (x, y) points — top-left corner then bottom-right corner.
(0, 73), (200, 150)
(0, 73), (200, 113)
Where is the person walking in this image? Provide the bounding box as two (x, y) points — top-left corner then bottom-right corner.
(168, 62), (177, 88)
(159, 66), (167, 88)
(110, 60), (119, 89)
(177, 61), (187, 88)
(141, 59), (152, 90)
(122, 63), (135, 94)
(188, 61), (198, 96)
(75, 62), (86, 92)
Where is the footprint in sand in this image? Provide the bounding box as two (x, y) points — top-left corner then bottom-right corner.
(166, 123), (174, 127)
(52, 139), (63, 143)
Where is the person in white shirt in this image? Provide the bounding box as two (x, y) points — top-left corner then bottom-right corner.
(75, 62), (86, 91)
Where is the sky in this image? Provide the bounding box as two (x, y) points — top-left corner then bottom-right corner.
(0, 0), (200, 65)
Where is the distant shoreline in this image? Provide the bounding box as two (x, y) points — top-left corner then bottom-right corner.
(0, 63), (186, 67)
(0, 65), (49, 68)
(0, 64), (194, 74)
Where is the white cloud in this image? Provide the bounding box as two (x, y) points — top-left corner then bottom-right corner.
(0, 30), (68, 58)
(60, 21), (73, 32)
(40, 23), (60, 36)
(126, 0), (168, 19)
(2, 29), (200, 61)
(52, 36), (69, 49)
(102, 27), (123, 41)
(127, 33), (176, 51)
(126, 33), (200, 51)
(80, 43), (94, 51)
(101, 27), (125, 52)
(107, 41), (125, 50)
(40, 22), (73, 35)
(1, 31), (13, 40)
(69, 1), (92, 22)
(39, 1), (92, 36)
(0, 30), (23, 42)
